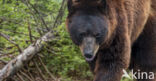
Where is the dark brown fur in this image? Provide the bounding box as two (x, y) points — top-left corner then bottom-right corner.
(66, 0), (156, 81)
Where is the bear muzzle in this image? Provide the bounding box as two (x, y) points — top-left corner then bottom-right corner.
(79, 37), (99, 61)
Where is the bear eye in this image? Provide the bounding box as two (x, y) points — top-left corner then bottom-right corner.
(95, 33), (101, 38)
(73, 0), (80, 3)
(79, 32), (85, 38)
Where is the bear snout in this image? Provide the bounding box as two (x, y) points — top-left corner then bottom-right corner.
(79, 37), (99, 61)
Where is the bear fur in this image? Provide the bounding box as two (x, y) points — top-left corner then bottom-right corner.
(66, 0), (156, 81)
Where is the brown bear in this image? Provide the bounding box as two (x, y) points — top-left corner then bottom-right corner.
(66, 0), (156, 81)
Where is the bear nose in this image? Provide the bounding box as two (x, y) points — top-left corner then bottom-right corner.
(84, 52), (93, 58)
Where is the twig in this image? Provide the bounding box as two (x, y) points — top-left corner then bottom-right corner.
(0, 60), (8, 64)
(16, 73), (25, 81)
(0, 32), (22, 53)
(36, 28), (43, 36)
(33, 59), (46, 81)
(19, 71), (34, 81)
(22, 66), (36, 81)
(3, 30), (37, 39)
(37, 56), (56, 80)
(26, 69), (35, 81)
(27, 19), (33, 43)
(53, 0), (66, 28)
(11, 76), (19, 81)
(0, 51), (16, 58)
(23, 0), (50, 31)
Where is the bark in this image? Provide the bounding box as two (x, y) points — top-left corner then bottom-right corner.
(0, 31), (55, 81)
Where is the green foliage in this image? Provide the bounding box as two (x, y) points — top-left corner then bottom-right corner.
(0, 0), (92, 80)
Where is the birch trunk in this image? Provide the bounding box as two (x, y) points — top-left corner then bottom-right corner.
(0, 31), (55, 81)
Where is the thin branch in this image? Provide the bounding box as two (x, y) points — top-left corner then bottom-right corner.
(16, 73), (25, 81)
(0, 60), (8, 64)
(0, 32), (22, 53)
(22, 0), (50, 31)
(36, 28), (43, 36)
(53, 0), (66, 28)
(0, 50), (16, 58)
(24, 67), (35, 81)
(2, 30), (37, 39)
(27, 19), (33, 43)
(37, 56), (56, 80)
(19, 71), (33, 81)
(21, 0), (46, 33)
(33, 59), (46, 81)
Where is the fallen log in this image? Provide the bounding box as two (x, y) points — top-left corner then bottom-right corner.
(0, 31), (55, 81)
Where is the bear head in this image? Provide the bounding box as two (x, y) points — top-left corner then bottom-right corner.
(66, 0), (109, 61)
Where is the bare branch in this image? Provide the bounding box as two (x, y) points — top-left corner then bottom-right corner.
(53, 0), (66, 28)
(21, 0), (50, 31)
(19, 71), (33, 81)
(0, 50), (16, 58)
(37, 56), (56, 80)
(27, 19), (33, 43)
(0, 60), (8, 64)
(33, 59), (46, 81)
(0, 32), (22, 53)
(22, 66), (36, 81)
(16, 73), (25, 81)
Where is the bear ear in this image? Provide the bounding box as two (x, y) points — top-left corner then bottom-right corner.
(97, 0), (102, 3)
(72, 0), (82, 5)
(97, 0), (106, 5)
(97, 0), (107, 12)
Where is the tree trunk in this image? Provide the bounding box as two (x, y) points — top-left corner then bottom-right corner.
(0, 31), (55, 81)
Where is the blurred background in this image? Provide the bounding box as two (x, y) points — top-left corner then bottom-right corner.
(0, 0), (132, 81)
